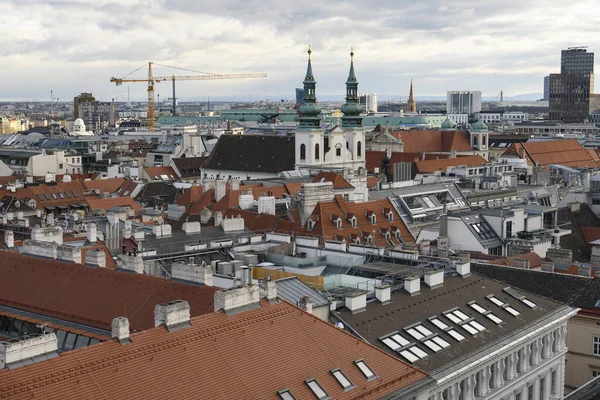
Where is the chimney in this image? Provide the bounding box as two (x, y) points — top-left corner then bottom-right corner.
(546, 248), (573, 268)
(214, 284), (261, 313)
(222, 214), (244, 232)
(257, 196), (276, 215)
(87, 223), (97, 243)
(577, 265), (592, 277)
(298, 296), (313, 314)
(57, 244), (83, 264)
(4, 231), (14, 249)
(182, 221), (201, 235)
(456, 260), (471, 277)
(345, 291), (367, 314)
(0, 333), (59, 369)
(404, 276), (421, 296)
(202, 179), (215, 192)
(541, 261), (555, 273)
(514, 258), (530, 269)
(23, 239), (58, 259)
(375, 285), (391, 305)
(214, 211), (223, 227)
(118, 254), (144, 274)
(230, 180), (240, 191)
(86, 249), (106, 268)
(240, 266), (252, 285)
(111, 317), (130, 343)
(424, 269), (444, 289)
(46, 213), (54, 227)
(172, 261), (213, 286)
(215, 179), (226, 202)
(154, 300), (191, 331)
(259, 280), (277, 302)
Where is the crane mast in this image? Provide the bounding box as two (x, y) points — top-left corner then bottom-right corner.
(110, 63), (267, 130)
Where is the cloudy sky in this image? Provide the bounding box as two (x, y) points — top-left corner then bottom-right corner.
(1, 0), (598, 102)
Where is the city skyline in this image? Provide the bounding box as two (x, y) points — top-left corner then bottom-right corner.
(1, 0), (599, 102)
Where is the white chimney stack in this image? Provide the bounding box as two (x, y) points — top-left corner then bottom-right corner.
(345, 292), (367, 314)
(0, 333), (58, 369)
(375, 285), (392, 305)
(456, 260), (471, 277)
(87, 223), (97, 243)
(4, 231), (14, 249)
(424, 269), (444, 289)
(154, 300), (191, 330)
(404, 276), (421, 296)
(111, 317), (130, 343)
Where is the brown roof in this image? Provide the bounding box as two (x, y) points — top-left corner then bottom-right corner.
(0, 300), (426, 400)
(502, 139), (600, 170)
(83, 177), (126, 194)
(115, 179), (140, 197)
(312, 172), (354, 189)
(224, 208), (312, 235)
(0, 252), (219, 331)
(365, 151), (449, 173)
(2, 181), (89, 209)
(143, 166), (179, 181)
(414, 155), (488, 174)
(494, 252), (545, 269)
(393, 130), (472, 153)
(171, 156), (209, 178)
(86, 197), (142, 212)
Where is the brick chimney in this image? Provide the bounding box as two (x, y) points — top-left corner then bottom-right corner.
(154, 300), (191, 331)
(111, 317), (130, 343)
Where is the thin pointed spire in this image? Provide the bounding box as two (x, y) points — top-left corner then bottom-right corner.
(298, 45), (321, 129)
(304, 44), (314, 82)
(406, 79), (417, 113)
(347, 47), (356, 82)
(341, 47), (362, 128)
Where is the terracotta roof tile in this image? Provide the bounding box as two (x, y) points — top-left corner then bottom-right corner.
(312, 172), (354, 189)
(143, 166), (179, 181)
(83, 177), (126, 194)
(494, 252), (545, 269)
(86, 197), (141, 212)
(503, 139), (600, 170)
(0, 300), (426, 400)
(365, 151), (449, 173)
(392, 130), (472, 153)
(0, 252), (219, 331)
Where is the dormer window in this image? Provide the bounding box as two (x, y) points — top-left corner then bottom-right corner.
(366, 210), (376, 224)
(346, 213), (357, 228)
(335, 218), (342, 229)
(307, 219), (316, 230)
(383, 208), (393, 222)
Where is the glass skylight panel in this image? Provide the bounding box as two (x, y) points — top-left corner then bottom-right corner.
(355, 360), (375, 379)
(470, 321), (486, 332)
(432, 336), (451, 349)
(414, 325), (433, 337)
(306, 380), (328, 399)
(424, 339), (443, 352)
(505, 306), (520, 316)
(489, 296), (505, 307)
(400, 350), (419, 363)
(454, 310), (470, 321)
(430, 318), (448, 330)
(447, 329), (466, 341)
(410, 346), (428, 359)
(390, 334), (410, 347)
(406, 328), (425, 340)
(278, 390), (296, 400)
(486, 313), (503, 324)
(461, 323), (479, 335)
(382, 338), (401, 350)
(331, 369), (353, 390)
(521, 298), (537, 308)
(470, 303), (487, 314)
(445, 313), (462, 324)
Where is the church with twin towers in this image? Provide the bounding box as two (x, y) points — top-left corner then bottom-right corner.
(295, 47), (367, 172)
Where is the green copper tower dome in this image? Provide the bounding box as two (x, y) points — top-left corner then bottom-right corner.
(298, 45), (322, 129)
(341, 48), (363, 128)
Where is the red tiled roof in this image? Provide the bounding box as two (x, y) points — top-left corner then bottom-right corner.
(0, 300), (426, 400)
(365, 151), (449, 173)
(312, 172), (354, 189)
(83, 177), (126, 194)
(86, 197), (142, 212)
(414, 155), (488, 174)
(143, 166), (179, 181)
(494, 252), (545, 269)
(392, 130), (472, 153)
(502, 139), (600, 170)
(4, 181), (89, 209)
(0, 252), (219, 331)
(366, 176), (380, 189)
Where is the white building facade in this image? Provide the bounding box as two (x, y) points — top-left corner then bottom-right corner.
(447, 91), (483, 115)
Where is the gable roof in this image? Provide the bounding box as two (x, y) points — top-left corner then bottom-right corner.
(86, 197), (142, 213)
(203, 134), (296, 173)
(393, 130), (472, 153)
(414, 155), (487, 174)
(83, 177), (126, 194)
(312, 171), (354, 189)
(502, 139), (600, 169)
(0, 252), (219, 332)
(171, 156), (208, 178)
(493, 251), (545, 269)
(143, 166), (178, 181)
(275, 277), (330, 307)
(365, 151), (450, 173)
(1, 181), (89, 210)
(0, 300), (427, 400)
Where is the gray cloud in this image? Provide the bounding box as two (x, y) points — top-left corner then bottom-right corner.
(0, 0), (598, 101)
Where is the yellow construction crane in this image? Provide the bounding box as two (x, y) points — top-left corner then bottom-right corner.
(110, 62), (267, 130)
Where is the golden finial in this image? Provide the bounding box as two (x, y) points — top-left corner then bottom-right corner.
(350, 47), (354, 59)
(308, 44), (312, 60)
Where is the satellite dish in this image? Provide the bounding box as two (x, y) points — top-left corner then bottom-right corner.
(336, 322), (344, 329)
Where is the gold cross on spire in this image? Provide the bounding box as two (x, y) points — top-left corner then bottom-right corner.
(350, 47), (354, 59)
(308, 44), (312, 60)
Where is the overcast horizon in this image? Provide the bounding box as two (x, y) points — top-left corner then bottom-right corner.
(1, 0), (598, 102)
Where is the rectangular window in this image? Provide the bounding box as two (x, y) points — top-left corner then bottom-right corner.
(593, 370), (600, 378)
(278, 389), (296, 400)
(505, 306), (520, 316)
(331, 369), (353, 390)
(58, 192), (65, 199)
(486, 313), (503, 324)
(305, 379), (328, 399)
(447, 329), (465, 342)
(594, 337), (600, 356)
(58, 163), (63, 169)
(336, 148), (341, 157)
(488, 296), (504, 307)
(430, 318), (448, 330)
(355, 360), (375, 379)
(521, 298), (537, 308)
(551, 371), (556, 394)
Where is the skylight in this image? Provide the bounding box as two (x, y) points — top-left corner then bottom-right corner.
(447, 329), (466, 341)
(521, 298), (537, 308)
(331, 369), (353, 390)
(468, 301), (503, 325)
(487, 295), (521, 316)
(278, 389), (296, 400)
(486, 313), (503, 324)
(505, 306), (520, 316)
(423, 336), (451, 352)
(355, 360), (375, 379)
(430, 317), (449, 330)
(399, 345), (429, 363)
(406, 324), (433, 340)
(444, 309), (470, 324)
(503, 287), (538, 308)
(380, 332), (411, 351)
(305, 379), (328, 399)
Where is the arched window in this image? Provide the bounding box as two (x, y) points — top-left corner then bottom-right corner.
(357, 141), (362, 157)
(300, 144), (306, 160)
(315, 143), (320, 160)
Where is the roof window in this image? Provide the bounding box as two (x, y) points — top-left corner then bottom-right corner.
(399, 345), (428, 363)
(503, 287), (537, 308)
(278, 389), (296, 400)
(305, 379), (328, 399)
(354, 359), (375, 380)
(405, 324), (433, 340)
(331, 369), (354, 390)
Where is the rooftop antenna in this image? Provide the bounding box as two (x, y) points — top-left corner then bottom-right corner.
(500, 90), (504, 103)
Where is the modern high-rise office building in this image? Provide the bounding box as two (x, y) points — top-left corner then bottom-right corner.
(359, 93), (378, 113)
(543, 76), (550, 101)
(446, 91), (482, 115)
(549, 47), (595, 122)
(295, 88), (305, 107)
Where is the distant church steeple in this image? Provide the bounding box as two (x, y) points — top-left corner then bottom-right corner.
(298, 45), (322, 129)
(406, 79), (417, 113)
(341, 48), (362, 128)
